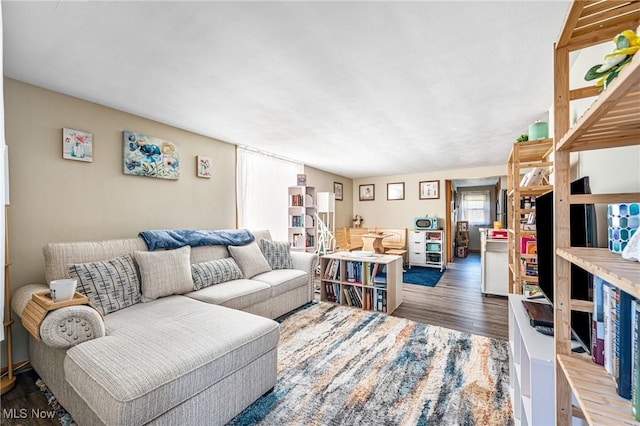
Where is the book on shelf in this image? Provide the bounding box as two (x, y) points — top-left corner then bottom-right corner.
(616, 289), (634, 400)
(604, 283), (615, 376)
(592, 276), (605, 365)
(632, 299), (640, 420)
(523, 284), (541, 298)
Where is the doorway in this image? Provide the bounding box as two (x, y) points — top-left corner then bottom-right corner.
(446, 176), (506, 259)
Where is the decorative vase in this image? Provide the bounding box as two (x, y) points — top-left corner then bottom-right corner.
(608, 203), (640, 253)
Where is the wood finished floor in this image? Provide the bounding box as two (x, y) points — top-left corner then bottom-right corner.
(1, 252), (508, 424)
(392, 252), (509, 341)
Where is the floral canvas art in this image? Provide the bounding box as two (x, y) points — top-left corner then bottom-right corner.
(63, 128), (93, 162)
(197, 156), (212, 178)
(123, 131), (180, 180)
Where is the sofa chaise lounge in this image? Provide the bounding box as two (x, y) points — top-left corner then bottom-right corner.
(12, 229), (317, 425)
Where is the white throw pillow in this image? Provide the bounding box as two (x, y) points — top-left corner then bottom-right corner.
(228, 242), (272, 278)
(134, 246), (193, 302)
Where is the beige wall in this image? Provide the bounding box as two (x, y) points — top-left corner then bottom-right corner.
(304, 166), (353, 228)
(352, 164), (506, 230)
(4, 78), (240, 362)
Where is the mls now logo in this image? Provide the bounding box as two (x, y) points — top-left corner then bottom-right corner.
(3, 408), (56, 419)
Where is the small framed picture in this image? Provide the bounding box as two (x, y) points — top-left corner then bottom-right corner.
(359, 184), (375, 201)
(387, 182), (405, 200)
(63, 128), (93, 162)
(196, 156), (212, 178)
(419, 180), (440, 200)
(297, 174), (307, 186)
(334, 182), (343, 201)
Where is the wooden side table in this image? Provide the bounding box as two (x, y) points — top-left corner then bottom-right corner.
(360, 233), (392, 254)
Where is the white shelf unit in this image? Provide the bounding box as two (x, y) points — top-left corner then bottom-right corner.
(288, 186), (316, 252)
(319, 252), (403, 314)
(408, 229), (446, 271)
(552, 2), (640, 425)
(508, 294), (555, 426)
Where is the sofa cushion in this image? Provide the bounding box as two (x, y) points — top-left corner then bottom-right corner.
(134, 246), (193, 302)
(67, 253), (141, 316)
(191, 258), (244, 290)
(259, 239), (293, 270)
(64, 296), (279, 426)
(252, 269), (309, 297)
(184, 279), (271, 310)
(228, 242), (271, 278)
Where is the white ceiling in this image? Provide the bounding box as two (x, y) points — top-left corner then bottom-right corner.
(2, 0), (570, 179)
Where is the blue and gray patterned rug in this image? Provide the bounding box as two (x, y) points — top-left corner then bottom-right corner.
(38, 302), (512, 425)
(230, 302), (513, 425)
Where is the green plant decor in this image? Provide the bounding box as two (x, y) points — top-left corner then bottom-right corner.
(516, 134), (529, 143)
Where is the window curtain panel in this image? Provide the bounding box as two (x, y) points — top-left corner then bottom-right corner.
(458, 190), (491, 226)
(236, 147), (303, 242)
(1, 3), (5, 342)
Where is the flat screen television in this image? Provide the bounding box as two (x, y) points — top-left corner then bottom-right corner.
(535, 176), (597, 352)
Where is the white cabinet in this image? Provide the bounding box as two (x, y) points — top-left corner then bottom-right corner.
(408, 230), (446, 271)
(509, 294), (554, 426)
(480, 228), (509, 296)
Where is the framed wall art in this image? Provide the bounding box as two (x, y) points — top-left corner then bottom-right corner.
(419, 180), (440, 200)
(197, 156), (212, 178)
(62, 128), (93, 162)
(123, 131), (180, 180)
(387, 182), (405, 200)
(359, 184), (375, 201)
(334, 182), (343, 201)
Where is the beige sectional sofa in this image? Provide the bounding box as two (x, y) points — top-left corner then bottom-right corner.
(12, 230), (317, 425)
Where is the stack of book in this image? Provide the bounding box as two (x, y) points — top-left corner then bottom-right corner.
(592, 277), (640, 418)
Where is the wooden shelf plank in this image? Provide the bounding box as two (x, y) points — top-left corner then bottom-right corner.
(556, 247), (640, 298)
(556, 54), (640, 153)
(557, 354), (639, 426)
(570, 193), (640, 204)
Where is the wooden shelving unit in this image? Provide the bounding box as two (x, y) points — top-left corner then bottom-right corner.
(507, 138), (553, 294)
(553, 2), (640, 425)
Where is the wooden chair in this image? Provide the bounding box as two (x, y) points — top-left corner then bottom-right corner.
(335, 228), (363, 252)
(377, 228), (408, 264)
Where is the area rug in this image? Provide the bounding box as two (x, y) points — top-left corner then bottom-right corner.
(37, 302), (512, 426)
(403, 265), (445, 287)
(230, 302), (513, 425)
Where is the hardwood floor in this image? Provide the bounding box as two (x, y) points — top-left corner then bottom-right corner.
(392, 252), (509, 341)
(1, 252), (508, 424)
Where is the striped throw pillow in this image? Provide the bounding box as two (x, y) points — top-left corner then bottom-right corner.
(259, 239), (293, 270)
(191, 258), (244, 290)
(68, 254), (141, 316)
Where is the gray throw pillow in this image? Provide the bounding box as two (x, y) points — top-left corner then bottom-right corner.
(134, 245), (193, 302)
(259, 239), (293, 270)
(191, 257), (244, 290)
(68, 253), (141, 316)
(228, 242), (272, 278)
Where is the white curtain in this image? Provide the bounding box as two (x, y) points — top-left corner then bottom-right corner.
(236, 147), (303, 242)
(459, 190), (491, 225)
(1, 2), (5, 342)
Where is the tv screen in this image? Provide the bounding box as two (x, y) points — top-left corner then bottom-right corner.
(535, 176), (596, 352)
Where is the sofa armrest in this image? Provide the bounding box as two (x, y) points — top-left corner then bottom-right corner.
(290, 251), (319, 300)
(39, 306), (105, 348)
(12, 284), (105, 349)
